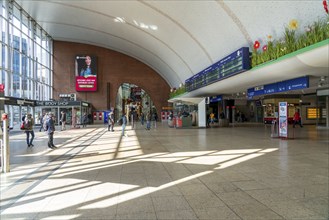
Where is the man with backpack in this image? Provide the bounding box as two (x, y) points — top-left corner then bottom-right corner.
(24, 113), (35, 147)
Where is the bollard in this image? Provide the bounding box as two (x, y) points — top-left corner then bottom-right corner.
(1, 113), (10, 173)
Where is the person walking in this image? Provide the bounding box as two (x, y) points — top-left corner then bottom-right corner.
(140, 112), (145, 126)
(108, 111), (115, 132)
(121, 113), (128, 137)
(293, 109), (303, 128)
(24, 113), (35, 147)
(152, 111), (158, 129)
(39, 112), (45, 132)
(146, 111), (151, 130)
(210, 112), (215, 124)
(60, 111), (67, 131)
(82, 112), (88, 128)
(46, 112), (56, 149)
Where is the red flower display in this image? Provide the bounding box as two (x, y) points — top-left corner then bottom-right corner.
(262, 45), (268, 51)
(254, 41), (260, 50)
(324, 0), (329, 14)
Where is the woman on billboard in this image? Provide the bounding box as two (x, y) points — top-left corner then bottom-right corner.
(79, 55), (97, 77)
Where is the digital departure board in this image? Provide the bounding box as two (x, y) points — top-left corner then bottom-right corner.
(185, 47), (251, 92)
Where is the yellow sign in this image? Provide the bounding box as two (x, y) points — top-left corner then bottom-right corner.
(306, 107), (319, 119)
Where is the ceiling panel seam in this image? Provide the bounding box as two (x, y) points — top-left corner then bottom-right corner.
(141, 0), (214, 65)
(216, 1), (252, 46)
(45, 1), (193, 80)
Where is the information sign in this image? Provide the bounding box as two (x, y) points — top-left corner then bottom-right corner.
(185, 47), (250, 92)
(248, 76), (309, 99)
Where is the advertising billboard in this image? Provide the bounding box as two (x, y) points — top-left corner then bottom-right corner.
(75, 55), (97, 92)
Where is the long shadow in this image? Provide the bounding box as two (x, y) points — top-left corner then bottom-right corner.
(0, 128), (108, 213)
(2, 125), (326, 219)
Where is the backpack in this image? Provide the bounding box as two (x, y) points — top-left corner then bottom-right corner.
(24, 119), (32, 130)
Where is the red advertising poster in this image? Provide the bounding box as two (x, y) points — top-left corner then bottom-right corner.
(75, 55), (97, 91)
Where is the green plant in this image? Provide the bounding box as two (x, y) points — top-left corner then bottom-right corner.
(169, 85), (186, 99)
(251, 16), (329, 68)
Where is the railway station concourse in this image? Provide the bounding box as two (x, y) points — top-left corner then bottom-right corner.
(0, 1), (328, 220)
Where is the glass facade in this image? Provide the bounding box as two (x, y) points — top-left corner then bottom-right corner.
(0, 0), (53, 129)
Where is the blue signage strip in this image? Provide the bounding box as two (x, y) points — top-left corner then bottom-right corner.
(248, 76), (309, 99)
(185, 47), (251, 92)
(210, 95), (222, 103)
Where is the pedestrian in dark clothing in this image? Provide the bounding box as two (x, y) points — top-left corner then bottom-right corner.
(39, 112), (45, 132)
(46, 112), (56, 149)
(82, 113), (88, 128)
(108, 111), (115, 132)
(24, 113), (35, 147)
(60, 111), (67, 131)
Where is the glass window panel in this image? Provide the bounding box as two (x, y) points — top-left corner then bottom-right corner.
(22, 12), (28, 35)
(1, 44), (6, 69)
(21, 34), (28, 54)
(1, 69), (5, 84)
(2, 4), (7, 19)
(41, 48), (47, 66)
(13, 31), (19, 50)
(12, 5), (20, 27)
(21, 54), (28, 77)
(0, 1), (53, 101)
(41, 31), (47, 48)
(13, 50), (20, 74)
(12, 73), (20, 97)
(1, 18), (6, 43)
(0, 43), (2, 69)
(35, 42), (41, 63)
(22, 77), (28, 98)
(35, 26), (41, 45)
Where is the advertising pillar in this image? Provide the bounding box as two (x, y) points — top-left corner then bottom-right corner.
(198, 98), (207, 128)
(278, 102), (288, 138)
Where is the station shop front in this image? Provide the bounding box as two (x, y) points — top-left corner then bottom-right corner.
(35, 101), (92, 126)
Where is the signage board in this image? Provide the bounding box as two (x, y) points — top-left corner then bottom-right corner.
(210, 95), (222, 102)
(248, 76), (309, 99)
(278, 102), (288, 138)
(75, 55), (98, 92)
(185, 47), (251, 92)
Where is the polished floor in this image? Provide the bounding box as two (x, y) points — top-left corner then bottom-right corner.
(1, 122), (328, 220)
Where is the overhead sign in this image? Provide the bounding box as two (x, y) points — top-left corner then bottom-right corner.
(248, 76), (309, 99)
(210, 95), (222, 102)
(185, 47), (251, 92)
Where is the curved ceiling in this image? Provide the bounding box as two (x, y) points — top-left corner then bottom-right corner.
(16, 0), (328, 91)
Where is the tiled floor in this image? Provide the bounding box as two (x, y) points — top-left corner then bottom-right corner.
(1, 123), (328, 219)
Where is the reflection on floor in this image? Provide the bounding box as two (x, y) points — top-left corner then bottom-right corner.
(1, 123), (328, 219)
